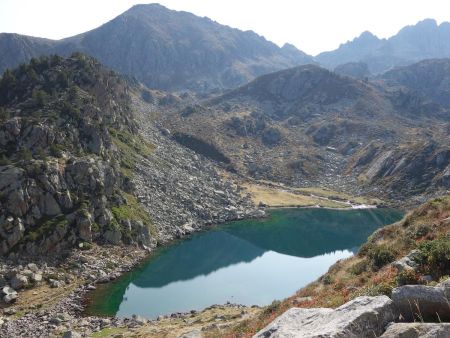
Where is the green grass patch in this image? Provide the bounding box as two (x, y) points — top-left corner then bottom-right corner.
(109, 128), (154, 176)
(24, 214), (68, 242)
(91, 327), (128, 338)
(111, 192), (156, 238)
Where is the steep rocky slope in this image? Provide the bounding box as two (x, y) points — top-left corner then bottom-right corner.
(161, 63), (450, 204)
(0, 4), (312, 92)
(317, 19), (450, 74)
(0, 54), (256, 257)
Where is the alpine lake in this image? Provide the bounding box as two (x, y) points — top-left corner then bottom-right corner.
(86, 208), (403, 319)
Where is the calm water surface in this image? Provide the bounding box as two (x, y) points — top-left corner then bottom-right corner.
(87, 208), (403, 319)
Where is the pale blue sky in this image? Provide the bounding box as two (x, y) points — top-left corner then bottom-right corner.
(1, 0), (450, 55)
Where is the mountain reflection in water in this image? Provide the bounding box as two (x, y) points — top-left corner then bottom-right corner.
(86, 208), (403, 319)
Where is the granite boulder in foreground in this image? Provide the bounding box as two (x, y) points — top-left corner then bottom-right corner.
(391, 282), (450, 321)
(381, 323), (450, 338)
(254, 296), (397, 337)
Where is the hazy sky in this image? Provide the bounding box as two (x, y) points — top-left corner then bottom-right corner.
(1, 0), (450, 55)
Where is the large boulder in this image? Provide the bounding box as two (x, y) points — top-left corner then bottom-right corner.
(0, 166), (23, 192)
(381, 323), (450, 337)
(77, 213), (93, 242)
(391, 284), (450, 321)
(391, 250), (419, 272)
(10, 274), (28, 290)
(0, 216), (25, 254)
(1, 286), (18, 304)
(254, 296), (397, 338)
(3, 292), (18, 304)
(41, 192), (62, 216)
(103, 229), (122, 245)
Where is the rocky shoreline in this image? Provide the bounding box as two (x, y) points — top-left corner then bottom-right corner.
(0, 227), (267, 337)
(0, 244), (148, 337)
(0, 207), (265, 337)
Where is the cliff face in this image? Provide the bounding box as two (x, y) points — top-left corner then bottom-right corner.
(0, 54), (256, 256)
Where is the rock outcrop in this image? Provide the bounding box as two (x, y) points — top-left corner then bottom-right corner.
(381, 323), (450, 338)
(0, 54), (145, 254)
(391, 283), (450, 321)
(0, 54), (257, 256)
(254, 296), (397, 337)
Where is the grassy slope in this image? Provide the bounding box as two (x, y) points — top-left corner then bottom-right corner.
(217, 195), (450, 337)
(242, 182), (381, 208)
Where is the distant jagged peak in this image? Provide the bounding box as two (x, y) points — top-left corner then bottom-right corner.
(316, 17), (450, 73)
(282, 43), (301, 51)
(280, 42), (313, 62)
(393, 18), (441, 37)
(358, 30), (379, 40)
(342, 30), (382, 47)
(410, 18), (438, 28)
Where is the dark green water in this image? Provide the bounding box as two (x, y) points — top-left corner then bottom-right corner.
(86, 208), (403, 319)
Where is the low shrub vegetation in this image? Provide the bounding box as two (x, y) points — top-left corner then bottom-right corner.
(417, 237), (450, 276)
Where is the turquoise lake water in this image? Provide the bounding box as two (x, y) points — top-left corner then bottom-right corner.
(86, 208), (403, 319)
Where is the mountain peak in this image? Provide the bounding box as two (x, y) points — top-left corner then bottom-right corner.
(354, 31), (380, 44)
(49, 3), (312, 92)
(281, 43), (299, 51)
(416, 18), (438, 27)
(359, 31), (378, 39)
(316, 18), (450, 73)
(395, 18), (439, 36)
(127, 3), (169, 12)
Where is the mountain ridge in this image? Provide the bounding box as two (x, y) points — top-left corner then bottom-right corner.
(317, 18), (450, 74)
(0, 3), (313, 92)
